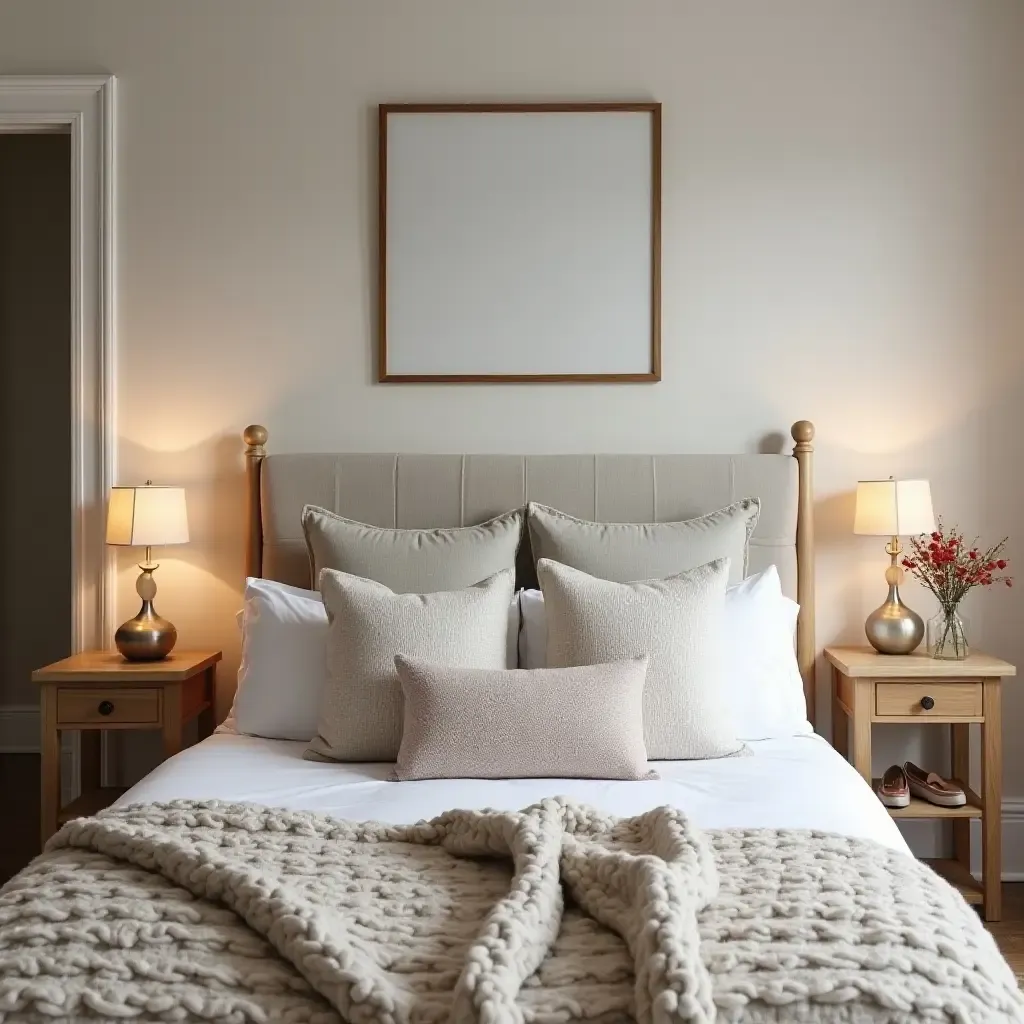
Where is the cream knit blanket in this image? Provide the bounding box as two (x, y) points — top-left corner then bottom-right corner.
(1, 798), (1021, 1023)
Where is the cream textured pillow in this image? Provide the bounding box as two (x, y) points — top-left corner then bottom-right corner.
(518, 566), (812, 741)
(302, 505), (522, 593)
(526, 500), (759, 584)
(538, 557), (741, 760)
(305, 568), (515, 762)
(393, 655), (655, 781)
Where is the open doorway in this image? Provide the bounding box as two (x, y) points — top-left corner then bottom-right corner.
(0, 75), (115, 882)
(0, 129), (72, 877)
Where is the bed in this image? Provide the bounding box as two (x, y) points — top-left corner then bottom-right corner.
(4, 420), (1021, 1022)
(116, 419), (892, 837)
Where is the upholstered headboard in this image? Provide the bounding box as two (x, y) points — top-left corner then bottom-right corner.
(241, 422), (817, 723)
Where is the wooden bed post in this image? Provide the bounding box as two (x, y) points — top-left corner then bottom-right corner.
(792, 420), (816, 727)
(243, 425), (268, 579)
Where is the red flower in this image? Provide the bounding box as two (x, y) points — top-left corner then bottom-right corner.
(970, 550), (978, 559)
(998, 559), (1008, 570)
(929, 542), (940, 552)
(986, 561), (997, 570)
(931, 532), (942, 542)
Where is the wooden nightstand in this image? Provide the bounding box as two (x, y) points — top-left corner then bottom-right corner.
(33, 649), (222, 845)
(825, 644), (1015, 921)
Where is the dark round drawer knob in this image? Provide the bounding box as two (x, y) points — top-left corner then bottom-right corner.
(920, 696), (935, 711)
(97, 700), (115, 716)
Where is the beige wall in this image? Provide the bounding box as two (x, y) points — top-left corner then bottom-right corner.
(0, 132), (72, 710)
(0, 1), (1022, 800)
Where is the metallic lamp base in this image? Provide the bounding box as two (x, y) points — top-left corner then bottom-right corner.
(865, 585), (924, 655)
(115, 600), (177, 661)
(115, 564), (177, 661)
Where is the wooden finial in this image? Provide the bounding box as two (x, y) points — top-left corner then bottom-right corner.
(243, 424), (268, 453)
(791, 417), (816, 729)
(243, 425), (267, 579)
(791, 420), (815, 446)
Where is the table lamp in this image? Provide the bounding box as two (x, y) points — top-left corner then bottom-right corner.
(854, 478), (935, 654)
(106, 482), (189, 661)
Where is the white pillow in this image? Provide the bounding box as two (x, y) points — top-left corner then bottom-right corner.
(232, 578), (329, 741)
(722, 567), (812, 740)
(227, 578), (521, 742)
(520, 565), (811, 741)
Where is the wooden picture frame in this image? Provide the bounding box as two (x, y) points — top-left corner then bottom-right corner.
(378, 102), (661, 383)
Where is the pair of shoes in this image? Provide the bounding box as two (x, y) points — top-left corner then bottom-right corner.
(876, 762), (967, 808)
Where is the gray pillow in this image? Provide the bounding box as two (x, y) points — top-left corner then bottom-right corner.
(393, 655), (655, 781)
(305, 568), (514, 762)
(526, 500), (759, 584)
(538, 557), (741, 760)
(302, 504), (522, 593)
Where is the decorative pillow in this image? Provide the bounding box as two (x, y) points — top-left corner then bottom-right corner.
(305, 568), (515, 762)
(393, 655), (655, 781)
(520, 565), (811, 741)
(526, 500), (759, 585)
(227, 580), (522, 742)
(538, 557), (741, 760)
(302, 505), (522, 594)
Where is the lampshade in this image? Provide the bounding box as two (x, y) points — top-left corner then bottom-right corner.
(106, 485), (189, 547)
(853, 479), (934, 537)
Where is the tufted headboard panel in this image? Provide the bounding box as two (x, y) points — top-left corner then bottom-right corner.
(240, 422), (817, 724)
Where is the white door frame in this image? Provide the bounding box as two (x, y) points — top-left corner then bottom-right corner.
(0, 76), (117, 753)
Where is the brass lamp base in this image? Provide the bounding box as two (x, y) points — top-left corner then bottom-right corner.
(115, 564), (177, 661)
(865, 536), (924, 655)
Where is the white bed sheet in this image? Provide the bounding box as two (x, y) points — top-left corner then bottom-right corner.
(116, 732), (909, 854)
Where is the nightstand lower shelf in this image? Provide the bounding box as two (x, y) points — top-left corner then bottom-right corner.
(924, 858), (983, 905)
(56, 787), (127, 825)
(870, 778), (982, 819)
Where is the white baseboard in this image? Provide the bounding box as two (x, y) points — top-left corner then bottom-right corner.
(0, 705), (38, 752)
(995, 798), (1024, 879)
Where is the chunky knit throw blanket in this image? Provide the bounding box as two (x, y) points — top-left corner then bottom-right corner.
(1, 799), (1021, 1023)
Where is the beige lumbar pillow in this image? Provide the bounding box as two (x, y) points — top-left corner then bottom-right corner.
(302, 505), (523, 594)
(305, 568), (514, 762)
(526, 500), (759, 584)
(538, 557), (741, 760)
(393, 655), (656, 781)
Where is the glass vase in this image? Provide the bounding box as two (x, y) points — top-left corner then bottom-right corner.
(927, 608), (969, 660)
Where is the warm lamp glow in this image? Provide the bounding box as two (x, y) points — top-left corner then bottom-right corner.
(106, 485), (189, 547)
(853, 479), (934, 538)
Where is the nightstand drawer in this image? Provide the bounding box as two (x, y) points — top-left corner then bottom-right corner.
(875, 682), (982, 718)
(56, 688), (161, 726)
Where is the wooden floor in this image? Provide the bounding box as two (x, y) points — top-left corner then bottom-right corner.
(1, 753), (40, 887)
(990, 886), (1024, 979)
(1, 752), (1023, 979)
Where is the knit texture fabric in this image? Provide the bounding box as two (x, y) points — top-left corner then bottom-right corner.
(306, 568), (514, 762)
(1, 798), (1021, 1023)
(393, 655), (656, 781)
(539, 558), (742, 760)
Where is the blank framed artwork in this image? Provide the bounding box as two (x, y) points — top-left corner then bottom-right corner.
(378, 103), (661, 383)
